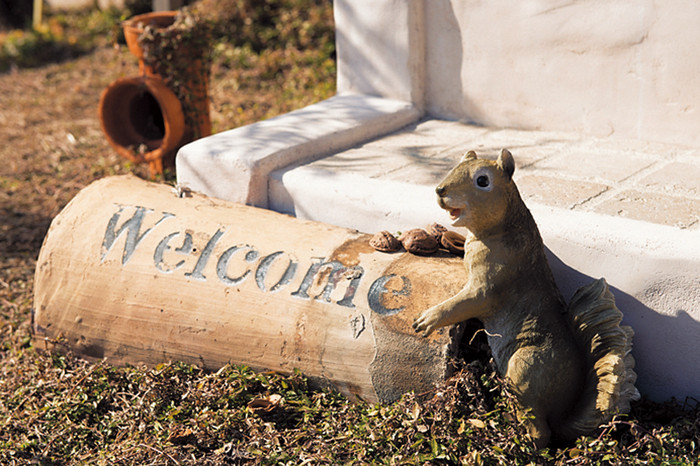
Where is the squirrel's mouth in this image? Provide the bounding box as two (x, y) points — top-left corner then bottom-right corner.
(438, 197), (462, 221)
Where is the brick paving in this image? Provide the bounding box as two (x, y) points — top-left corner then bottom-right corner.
(307, 119), (700, 231)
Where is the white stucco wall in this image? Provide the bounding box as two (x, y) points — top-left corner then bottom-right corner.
(335, 0), (425, 108)
(424, 0), (700, 147)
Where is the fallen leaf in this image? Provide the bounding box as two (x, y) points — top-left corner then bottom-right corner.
(411, 402), (421, 420)
(167, 426), (195, 445)
(467, 418), (485, 428)
(248, 394), (283, 415)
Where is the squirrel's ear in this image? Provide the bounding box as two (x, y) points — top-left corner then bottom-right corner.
(461, 150), (477, 163)
(497, 149), (515, 179)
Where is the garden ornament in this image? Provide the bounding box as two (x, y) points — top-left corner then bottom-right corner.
(413, 149), (640, 448)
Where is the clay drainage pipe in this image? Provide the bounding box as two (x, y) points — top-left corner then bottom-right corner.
(99, 76), (185, 178)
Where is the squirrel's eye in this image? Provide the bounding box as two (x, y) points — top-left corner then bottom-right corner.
(476, 175), (490, 188)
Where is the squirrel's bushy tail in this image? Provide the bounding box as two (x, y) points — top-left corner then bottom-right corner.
(558, 278), (640, 439)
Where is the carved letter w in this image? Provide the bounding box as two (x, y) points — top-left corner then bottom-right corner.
(101, 205), (174, 265)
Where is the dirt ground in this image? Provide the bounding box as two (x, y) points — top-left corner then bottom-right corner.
(1, 45), (138, 345)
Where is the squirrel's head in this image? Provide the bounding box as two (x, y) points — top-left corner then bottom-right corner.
(435, 149), (518, 234)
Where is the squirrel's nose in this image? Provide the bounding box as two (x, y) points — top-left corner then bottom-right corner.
(436, 186), (446, 196)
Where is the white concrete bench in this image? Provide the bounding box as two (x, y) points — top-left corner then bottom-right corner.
(177, 0), (700, 403)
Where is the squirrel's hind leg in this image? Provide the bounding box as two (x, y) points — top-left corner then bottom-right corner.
(513, 401), (551, 449)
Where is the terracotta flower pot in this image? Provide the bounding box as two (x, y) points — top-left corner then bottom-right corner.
(98, 76), (186, 178)
(121, 11), (212, 140)
(122, 11), (178, 75)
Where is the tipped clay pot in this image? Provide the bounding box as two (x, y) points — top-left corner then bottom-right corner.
(98, 76), (185, 178)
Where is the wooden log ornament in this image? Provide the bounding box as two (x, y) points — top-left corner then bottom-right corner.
(32, 175), (468, 403)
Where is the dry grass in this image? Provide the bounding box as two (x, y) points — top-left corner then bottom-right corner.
(1, 2), (699, 465)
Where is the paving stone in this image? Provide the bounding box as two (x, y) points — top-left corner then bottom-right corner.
(593, 190), (700, 229)
(475, 127), (581, 146)
(308, 147), (424, 178)
(301, 120), (700, 232)
(378, 157), (456, 186)
(638, 162), (700, 199)
(380, 150), (583, 189)
(507, 142), (576, 170)
(515, 175), (610, 210)
(361, 119), (487, 157)
(312, 121), (486, 180)
(576, 137), (686, 159)
(414, 140), (562, 169)
(530, 147), (658, 184)
(414, 118), (490, 138)
(466, 128), (579, 154)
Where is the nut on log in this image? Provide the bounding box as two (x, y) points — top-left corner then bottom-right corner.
(369, 230), (402, 252)
(428, 223), (448, 243)
(399, 229), (439, 256)
(441, 230), (466, 257)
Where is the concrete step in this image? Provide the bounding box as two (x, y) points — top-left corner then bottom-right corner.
(176, 94), (419, 208)
(269, 118), (700, 403)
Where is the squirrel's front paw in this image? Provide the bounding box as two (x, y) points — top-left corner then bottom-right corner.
(412, 308), (440, 337)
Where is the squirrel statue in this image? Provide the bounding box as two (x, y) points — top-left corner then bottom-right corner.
(413, 149), (639, 448)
